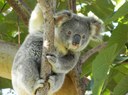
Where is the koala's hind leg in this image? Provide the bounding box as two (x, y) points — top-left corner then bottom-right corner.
(21, 66), (44, 95)
(13, 60), (44, 95)
(48, 73), (65, 95)
(12, 75), (29, 95)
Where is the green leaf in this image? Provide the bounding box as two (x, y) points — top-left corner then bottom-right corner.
(81, 53), (97, 77)
(56, 0), (69, 11)
(0, 77), (12, 88)
(102, 89), (110, 95)
(92, 44), (117, 95)
(104, 1), (128, 24)
(114, 63), (128, 75)
(92, 24), (128, 95)
(113, 75), (128, 95)
(86, 0), (114, 20)
(114, 56), (128, 63)
(113, 71), (126, 84)
(108, 24), (128, 54)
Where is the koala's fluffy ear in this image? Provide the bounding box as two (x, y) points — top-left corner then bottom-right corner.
(54, 10), (73, 26)
(89, 17), (104, 41)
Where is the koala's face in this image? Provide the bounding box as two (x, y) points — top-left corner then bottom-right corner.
(54, 11), (103, 53)
(55, 15), (92, 52)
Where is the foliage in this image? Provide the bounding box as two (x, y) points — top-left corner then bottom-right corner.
(0, 77), (12, 88)
(0, 0), (128, 95)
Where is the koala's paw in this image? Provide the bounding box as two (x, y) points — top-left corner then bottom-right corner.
(33, 79), (45, 94)
(46, 54), (56, 65)
(48, 75), (57, 93)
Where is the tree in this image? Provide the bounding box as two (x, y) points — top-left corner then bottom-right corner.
(0, 0), (128, 95)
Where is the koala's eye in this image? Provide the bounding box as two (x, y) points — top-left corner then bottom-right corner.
(67, 31), (71, 35)
(82, 35), (85, 39)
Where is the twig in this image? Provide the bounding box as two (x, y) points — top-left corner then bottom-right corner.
(18, 0), (31, 14)
(0, 1), (7, 13)
(80, 42), (108, 64)
(17, 16), (21, 47)
(68, 0), (76, 13)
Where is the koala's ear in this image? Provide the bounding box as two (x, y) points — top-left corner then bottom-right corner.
(89, 17), (104, 40)
(54, 10), (73, 26)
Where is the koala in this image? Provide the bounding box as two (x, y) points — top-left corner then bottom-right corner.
(49, 10), (103, 72)
(12, 32), (43, 95)
(29, 3), (43, 34)
(12, 4), (103, 95)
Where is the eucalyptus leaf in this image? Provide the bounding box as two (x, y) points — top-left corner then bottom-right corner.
(92, 24), (128, 95)
(113, 75), (128, 95)
(104, 1), (128, 24)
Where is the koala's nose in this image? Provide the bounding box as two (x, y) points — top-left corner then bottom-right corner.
(72, 34), (81, 46)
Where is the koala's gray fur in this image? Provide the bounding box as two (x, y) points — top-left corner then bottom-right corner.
(12, 32), (43, 95)
(12, 4), (103, 95)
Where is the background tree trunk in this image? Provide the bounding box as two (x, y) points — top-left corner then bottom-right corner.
(0, 40), (18, 80)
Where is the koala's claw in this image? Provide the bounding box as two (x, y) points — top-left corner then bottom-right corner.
(33, 79), (45, 94)
(37, 79), (45, 85)
(48, 75), (56, 91)
(46, 54), (56, 64)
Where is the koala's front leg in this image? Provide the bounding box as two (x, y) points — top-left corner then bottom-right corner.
(48, 73), (65, 95)
(46, 51), (80, 73)
(46, 53), (57, 71)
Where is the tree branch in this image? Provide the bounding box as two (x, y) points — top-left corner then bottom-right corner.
(80, 42), (108, 64)
(35, 0), (56, 95)
(69, 63), (86, 95)
(18, 0), (31, 14)
(68, 0), (76, 13)
(7, 0), (31, 26)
